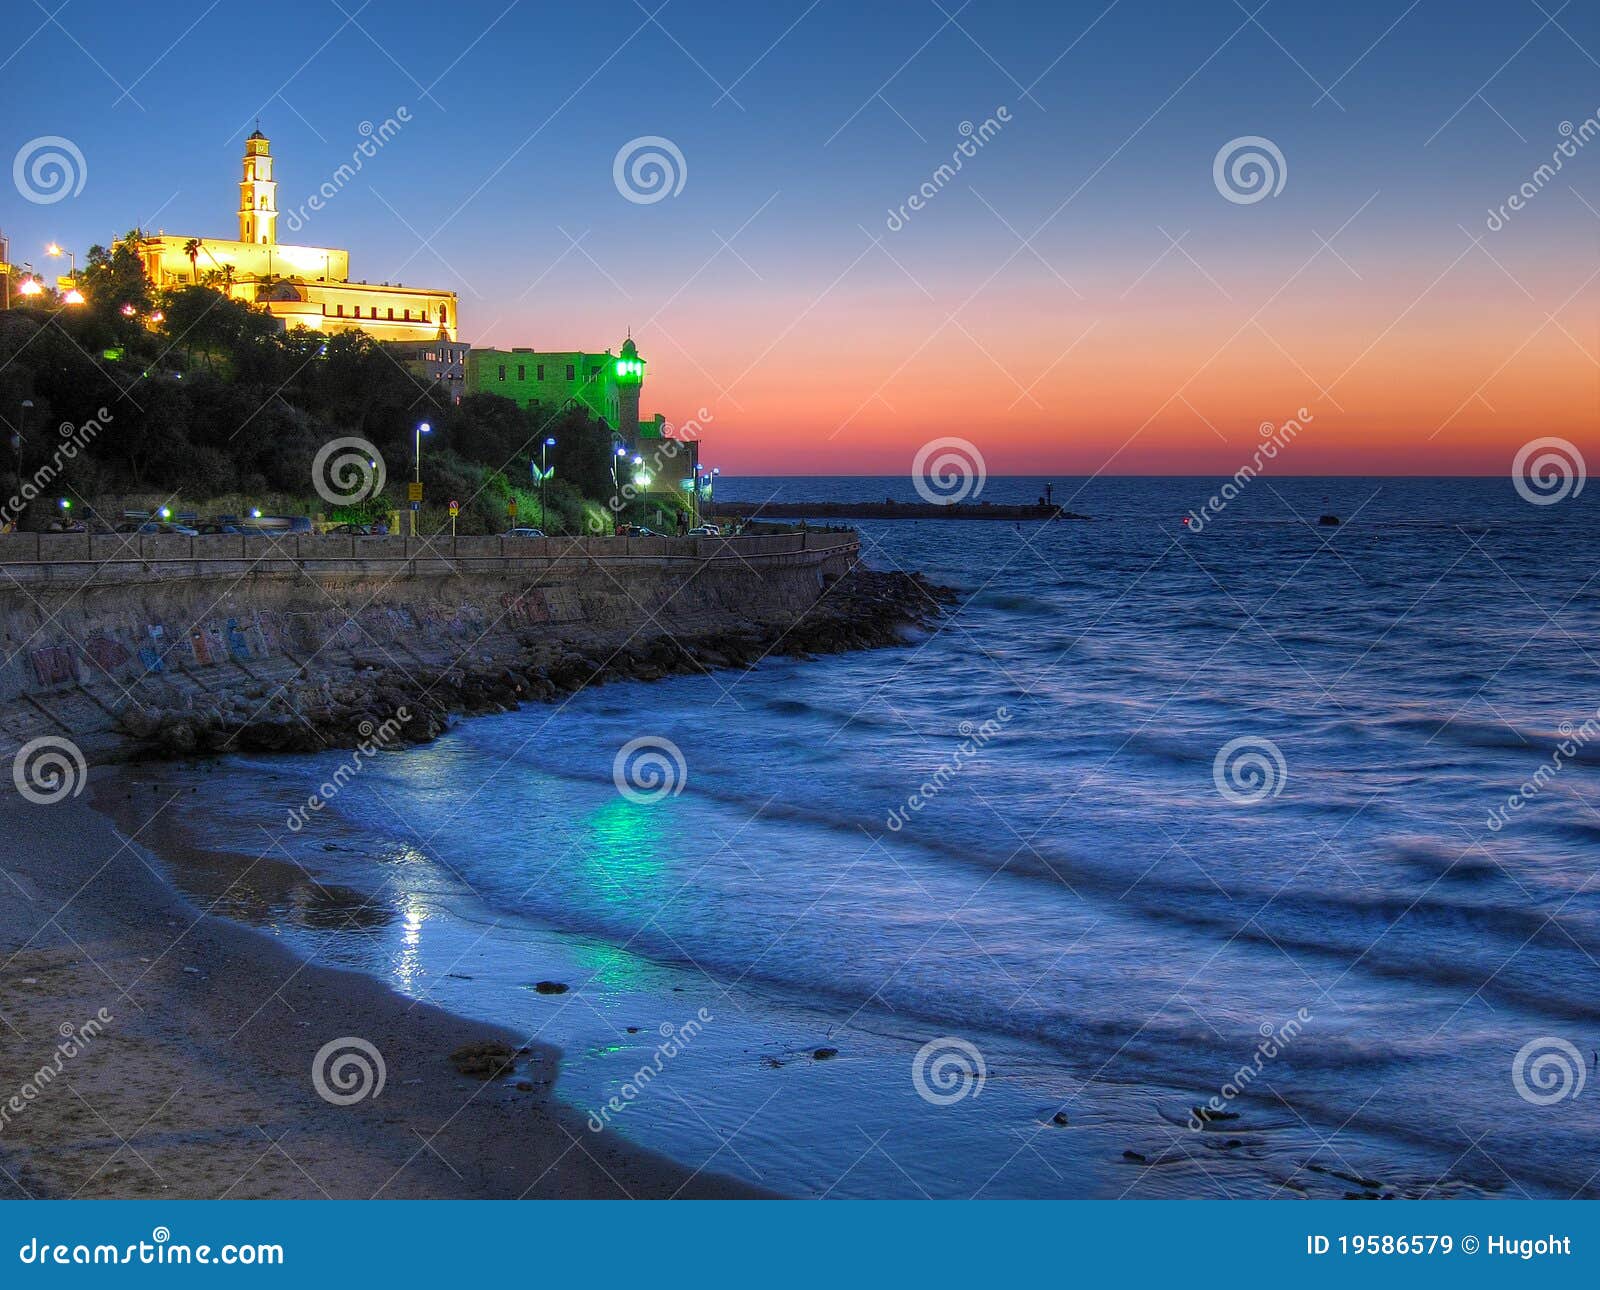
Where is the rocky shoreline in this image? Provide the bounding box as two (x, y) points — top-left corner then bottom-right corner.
(113, 568), (952, 758)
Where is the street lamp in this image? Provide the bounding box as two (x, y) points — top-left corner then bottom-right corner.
(62, 289), (84, 305)
(539, 436), (556, 531)
(413, 422), (430, 536)
(18, 276), (42, 298)
(612, 444), (627, 494)
(14, 400), (33, 524)
(46, 244), (75, 277)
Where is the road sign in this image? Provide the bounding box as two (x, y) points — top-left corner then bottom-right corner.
(448, 500), (459, 517)
(508, 498), (518, 514)
(407, 481), (423, 502)
(409, 501), (420, 512)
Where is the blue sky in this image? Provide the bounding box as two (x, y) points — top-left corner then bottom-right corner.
(3, 0), (1597, 471)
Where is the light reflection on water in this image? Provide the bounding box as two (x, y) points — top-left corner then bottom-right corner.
(111, 478), (1600, 1198)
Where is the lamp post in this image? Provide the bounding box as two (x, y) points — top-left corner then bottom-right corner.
(46, 243), (75, 281)
(14, 399), (32, 527)
(413, 421), (430, 536)
(540, 436), (556, 531)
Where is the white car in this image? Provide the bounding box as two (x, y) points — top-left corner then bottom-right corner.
(503, 527), (547, 538)
(689, 524), (722, 536)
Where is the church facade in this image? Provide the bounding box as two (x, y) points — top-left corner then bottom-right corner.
(138, 131), (458, 343)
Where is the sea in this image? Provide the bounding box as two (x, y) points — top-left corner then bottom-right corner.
(111, 475), (1600, 1198)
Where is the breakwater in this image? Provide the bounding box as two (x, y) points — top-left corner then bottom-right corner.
(0, 530), (946, 761)
(708, 501), (1086, 521)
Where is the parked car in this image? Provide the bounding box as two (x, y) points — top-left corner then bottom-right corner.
(503, 527), (547, 538)
(324, 522), (374, 535)
(195, 522), (245, 535)
(115, 521), (199, 536)
(689, 524), (722, 536)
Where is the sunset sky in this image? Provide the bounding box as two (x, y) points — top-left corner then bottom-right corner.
(5, 0), (1597, 474)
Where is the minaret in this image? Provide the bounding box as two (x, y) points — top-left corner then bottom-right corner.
(239, 127), (278, 245)
(614, 335), (644, 441)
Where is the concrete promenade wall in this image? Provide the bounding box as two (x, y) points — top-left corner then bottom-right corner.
(0, 530), (858, 588)
(0, 530), (860, 755)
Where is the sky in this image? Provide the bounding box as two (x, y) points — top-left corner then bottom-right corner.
(2, 0), (1598, 475)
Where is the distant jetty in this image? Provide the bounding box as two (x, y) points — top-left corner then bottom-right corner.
(708, 500), (1087, 522)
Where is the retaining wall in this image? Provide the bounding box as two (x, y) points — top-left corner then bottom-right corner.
(0, 530), (860, 755)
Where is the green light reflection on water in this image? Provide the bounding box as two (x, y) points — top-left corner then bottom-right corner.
(574, 798), (670, 905)
(561, 799), (677, 991)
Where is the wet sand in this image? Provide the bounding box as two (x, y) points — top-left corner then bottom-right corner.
(0, 779), (759, 1199)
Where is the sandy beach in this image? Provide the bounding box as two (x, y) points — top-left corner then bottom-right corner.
(0, 778), (758, 1199)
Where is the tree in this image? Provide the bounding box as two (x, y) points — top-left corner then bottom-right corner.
(183, 238), (200, 284)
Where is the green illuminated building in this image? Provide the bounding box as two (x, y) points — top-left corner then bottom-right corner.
(465, 337), (664, 442)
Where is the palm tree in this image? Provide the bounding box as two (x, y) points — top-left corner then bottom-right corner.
(183, 239), (200, 284)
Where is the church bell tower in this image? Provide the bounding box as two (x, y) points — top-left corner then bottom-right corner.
(239, 128), (278, 246)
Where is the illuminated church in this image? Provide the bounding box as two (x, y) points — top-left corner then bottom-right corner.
(138, 130), (458, 343)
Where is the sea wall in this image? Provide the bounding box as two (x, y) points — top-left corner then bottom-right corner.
(0, 530), (940, 762)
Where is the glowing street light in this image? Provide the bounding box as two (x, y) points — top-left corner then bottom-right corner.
(46, 243), (75, 276)
(412, 422), (431, 537)
(62, 289), (84, 305)
(18, 277), (42, 297)
(414, 422), (431, 481)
